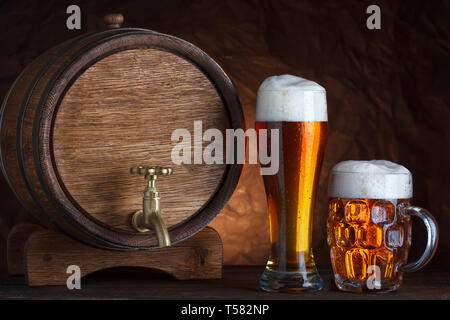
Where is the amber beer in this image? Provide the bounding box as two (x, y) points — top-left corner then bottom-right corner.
(256, 75), (328, 292)
(327, 160), (439, 292)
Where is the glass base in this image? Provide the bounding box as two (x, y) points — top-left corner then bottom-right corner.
(259, 268), (324, 293)
(334, 275), (401, 293)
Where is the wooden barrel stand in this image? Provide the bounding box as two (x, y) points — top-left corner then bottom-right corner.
(7, 224), (222, 286)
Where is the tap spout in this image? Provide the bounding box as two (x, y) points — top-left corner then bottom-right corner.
(131, 177), (171, 247)
(130, 166), (173, 248)
(143, 186), (171, 247)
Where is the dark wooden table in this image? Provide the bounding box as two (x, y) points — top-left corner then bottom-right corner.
(0, 266), (449, 300)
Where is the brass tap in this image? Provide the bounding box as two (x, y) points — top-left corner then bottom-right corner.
(130, 166), (172, 247)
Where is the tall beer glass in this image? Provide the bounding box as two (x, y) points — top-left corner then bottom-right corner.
(256, 75), (328, 292)
(327, 160), (439, 292)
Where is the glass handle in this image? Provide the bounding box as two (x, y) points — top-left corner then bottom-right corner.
(401, 206), (439, 272)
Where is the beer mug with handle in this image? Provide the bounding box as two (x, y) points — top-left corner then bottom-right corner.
(256, 75), (328, 292)
(327, 160), (439, 293)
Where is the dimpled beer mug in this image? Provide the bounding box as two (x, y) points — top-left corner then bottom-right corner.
(256, 75), (328, 292)
(327, 160), (439, 293)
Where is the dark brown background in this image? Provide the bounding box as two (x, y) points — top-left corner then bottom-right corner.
(0, 0), (449, 273)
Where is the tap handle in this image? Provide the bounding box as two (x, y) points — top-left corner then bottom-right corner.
(130, 166), (173, 179)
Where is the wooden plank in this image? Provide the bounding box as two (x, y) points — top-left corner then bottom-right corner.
(0, 266), (448, 299)
(24, 227), (222, 286)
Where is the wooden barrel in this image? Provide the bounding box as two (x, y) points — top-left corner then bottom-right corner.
(0, 18), (243, 250)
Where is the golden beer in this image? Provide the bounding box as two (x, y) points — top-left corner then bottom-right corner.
(256, 121), (327, 270)
(256, 75), (328, 292)
(328, 160), (439, 292)
(328, 197), (412, 290)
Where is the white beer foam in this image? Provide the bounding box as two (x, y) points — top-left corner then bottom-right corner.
(329, 160), (412, 199)
(256, 75), (328, 122)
